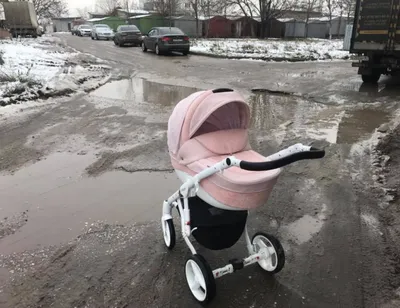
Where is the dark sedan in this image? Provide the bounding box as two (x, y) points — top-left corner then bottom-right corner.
(141, 27), (190, 56)
(114, 25), (142, 47)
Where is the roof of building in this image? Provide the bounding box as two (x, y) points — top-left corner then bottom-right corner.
(129, 14), (152, 19)
(52, 17), (81, 21)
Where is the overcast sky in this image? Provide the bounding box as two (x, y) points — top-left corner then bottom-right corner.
(67, 0), (142, 15)
(68, 0), (96, 15)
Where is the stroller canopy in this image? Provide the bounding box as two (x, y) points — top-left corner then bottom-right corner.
(168, 89), (251, 156)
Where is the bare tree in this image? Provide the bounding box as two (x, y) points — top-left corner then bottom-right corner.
(197, 0), (227, 37)
(122, 0), (138, 14)
(297, 0), (323, 37)
(76, 7), (90, 19)
(188, 0), (200, 37)
(224, 0), (295, 38)
(32, 0), (68, 19)
(326, 0), (337, 39)
(96, 0), (122, 15)
(333, 0), (355, 38)
(153, 0), (181, 17)
(342, 0), (355, 22)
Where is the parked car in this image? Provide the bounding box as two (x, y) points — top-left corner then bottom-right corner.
(114, 25), (142, 47)
(77, 24), (92, 37)
(91, 24), (114, 40)
(141, 27), (190, 56)
(71, 25), (79, 35)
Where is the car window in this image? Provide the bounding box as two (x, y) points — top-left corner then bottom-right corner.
(159, 27), (184, 35)
(120, 26), (139, 32)
(148, 29), (155, 36)
(80, 25), (91, 29)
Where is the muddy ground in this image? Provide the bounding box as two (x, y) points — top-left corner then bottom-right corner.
(0, 34), (400, 308)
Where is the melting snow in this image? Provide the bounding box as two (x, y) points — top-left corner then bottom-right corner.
(190, 38), (351, 61)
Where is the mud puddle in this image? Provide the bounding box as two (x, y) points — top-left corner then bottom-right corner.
(88, 77), (199, 122)
(337, 108), (391, 144)
(249, 92), (393, 145)
(0, 152), (180, 255)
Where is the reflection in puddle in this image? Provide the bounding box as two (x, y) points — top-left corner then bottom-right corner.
(248, 92), (342, 144)
(88, 78), (200, 122)
(249, 92), (392, 145)
(90, 78), (199, 107)
(0, 153), (180, 254)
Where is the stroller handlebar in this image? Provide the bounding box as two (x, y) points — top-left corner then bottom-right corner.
(237, 144), (325, 171)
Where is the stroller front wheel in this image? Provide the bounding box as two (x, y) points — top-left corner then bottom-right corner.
(185, 254), (216, 304)
(162, 219), (176, 249)
(251, 232), (285, 274)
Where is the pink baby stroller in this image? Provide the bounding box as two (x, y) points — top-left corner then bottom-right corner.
(162, 88), (325, 304)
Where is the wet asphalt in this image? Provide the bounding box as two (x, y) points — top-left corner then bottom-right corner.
(0, 34), (400, 308)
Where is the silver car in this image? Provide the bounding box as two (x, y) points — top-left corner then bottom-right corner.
(77, 24), (92, 37)
(91, 24), (114, 40)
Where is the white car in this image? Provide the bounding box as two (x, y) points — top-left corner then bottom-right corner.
(77, 24), (92, 37)
(91, 24), (114, 40)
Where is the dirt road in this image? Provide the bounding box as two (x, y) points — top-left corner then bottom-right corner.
(0, 34), (400, 308)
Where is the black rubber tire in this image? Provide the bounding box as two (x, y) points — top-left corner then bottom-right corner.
(163, 219), (176, 250)
(91, 36), (94, 40)
(185, 254), (216, 305)
(113, 39), (117, 45)
(142, 42), (147, 52)
(96, 35), (99, 40)
(251, 232), (285, 274)
(155, 44), (161, 55)
(182, 51), (189, 56)
(362, 73), (381, 84)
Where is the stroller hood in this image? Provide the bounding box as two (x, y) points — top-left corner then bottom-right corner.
(167, 89), (250, 156)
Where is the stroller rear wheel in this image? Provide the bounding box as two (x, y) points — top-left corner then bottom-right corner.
(162, 219), (176, 249)
(185, 254), (216, 304)
(251, 232), (285, 274)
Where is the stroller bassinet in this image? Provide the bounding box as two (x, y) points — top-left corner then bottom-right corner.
(168, 88), (281, 211)
(161, 88), (325, 305)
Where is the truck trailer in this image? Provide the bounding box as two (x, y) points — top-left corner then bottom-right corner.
(2, 1), (40, 38)
(350, 0), (400, 83)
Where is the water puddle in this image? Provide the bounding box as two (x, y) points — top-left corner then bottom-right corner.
(90, 78), (198, 105)
(282, 205), (328, 245)
(87, 78), (199, 122)
(337, 109), (391, 144)
(249, 92), (392, 145)
(0, 152), (180, 255)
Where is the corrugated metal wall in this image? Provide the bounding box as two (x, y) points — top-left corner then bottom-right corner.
(284, 21), (305, 38)
(53, 20), (71, 32)
(307, 22), (328, 38)
(173, 19), (201, 37)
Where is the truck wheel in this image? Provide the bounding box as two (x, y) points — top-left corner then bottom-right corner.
(362, 73), (381, 84)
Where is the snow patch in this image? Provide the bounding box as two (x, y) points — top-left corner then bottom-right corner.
(0, 36), (112, 114)
(191, 38), (352, 61)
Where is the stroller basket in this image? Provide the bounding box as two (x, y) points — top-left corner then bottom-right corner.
(188, 196), (248, 250)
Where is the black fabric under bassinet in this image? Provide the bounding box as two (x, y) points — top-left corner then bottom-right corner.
(186, 196), (248, 250)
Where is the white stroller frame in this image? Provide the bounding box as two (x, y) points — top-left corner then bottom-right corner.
(161, 143), (325, 304)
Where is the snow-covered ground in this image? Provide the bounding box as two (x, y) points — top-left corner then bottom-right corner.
(190, 38), (352, 61)
(0, 36), (111, 109)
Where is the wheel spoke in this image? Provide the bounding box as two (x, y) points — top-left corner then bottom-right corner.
(189, 278), (200, 290)
(191, 262), (206, 290)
